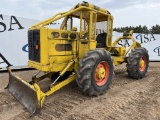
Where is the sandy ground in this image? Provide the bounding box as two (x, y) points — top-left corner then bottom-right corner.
(0, 62), (160, 120)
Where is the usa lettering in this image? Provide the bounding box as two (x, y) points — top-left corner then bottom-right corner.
(0, 14), (24, 32)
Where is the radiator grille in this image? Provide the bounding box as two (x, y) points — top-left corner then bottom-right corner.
(28, 30), (40, 62)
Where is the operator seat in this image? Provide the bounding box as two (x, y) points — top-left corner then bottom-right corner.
(96, 33), (107, 48)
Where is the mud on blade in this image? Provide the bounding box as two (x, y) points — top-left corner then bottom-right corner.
(7, 73), (40, 114)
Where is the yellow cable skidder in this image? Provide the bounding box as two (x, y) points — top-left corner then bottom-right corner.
(5, 1), (149, 114)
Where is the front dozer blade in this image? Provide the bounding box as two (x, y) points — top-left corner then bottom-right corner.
(7, 73), (40, 114)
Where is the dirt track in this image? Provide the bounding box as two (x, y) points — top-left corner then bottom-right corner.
(0, 62), (160, 120)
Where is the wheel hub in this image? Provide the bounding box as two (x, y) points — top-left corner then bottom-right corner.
(95, 61), (109, 86)
(139, 58), (145, 68)
(96, 67), (106, 79)
(139, 56), (146, 72)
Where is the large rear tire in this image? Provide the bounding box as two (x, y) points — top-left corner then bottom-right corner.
(76, 49), (114, 96)
(126, 47), (149, 79)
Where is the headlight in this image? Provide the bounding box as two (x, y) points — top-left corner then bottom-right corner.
(70, 33), (76, 39)
(51, 32), (59, 38)
(61, 33), (68, 38)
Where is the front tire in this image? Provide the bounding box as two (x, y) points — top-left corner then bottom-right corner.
(126, 47), (149, 79)
(76, 49), (114, 96)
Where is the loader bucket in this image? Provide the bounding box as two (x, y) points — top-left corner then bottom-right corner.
(7, 73), (41, 114)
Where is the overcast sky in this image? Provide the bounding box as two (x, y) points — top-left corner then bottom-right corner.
(1, 0), (160, 28)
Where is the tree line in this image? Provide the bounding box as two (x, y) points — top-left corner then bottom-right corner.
(113, 24), (160, 34)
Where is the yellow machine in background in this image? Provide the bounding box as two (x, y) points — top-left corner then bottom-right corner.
(7, 1), (149, 114)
